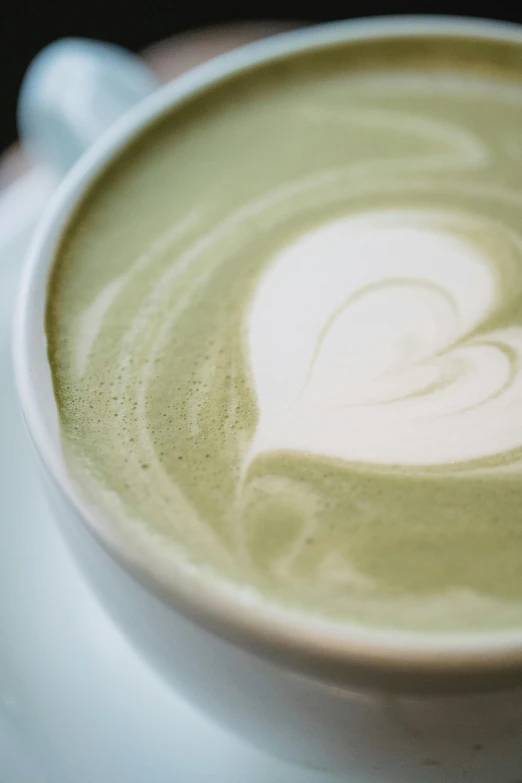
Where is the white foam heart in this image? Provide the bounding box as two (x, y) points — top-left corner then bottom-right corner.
(246, 209), (522, 467)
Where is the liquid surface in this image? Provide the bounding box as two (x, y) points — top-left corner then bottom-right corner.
(47, 36), (522, 632)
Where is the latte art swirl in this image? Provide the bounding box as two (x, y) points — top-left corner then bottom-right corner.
(248, 209), (522, 467)
(48, 46), (522, 632)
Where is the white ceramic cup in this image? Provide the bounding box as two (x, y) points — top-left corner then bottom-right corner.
(13, 17), (522, 781)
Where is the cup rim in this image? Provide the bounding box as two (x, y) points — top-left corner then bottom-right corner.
(14, 14), (522, 692)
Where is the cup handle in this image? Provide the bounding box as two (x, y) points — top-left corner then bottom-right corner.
(17, 38), (159, 176)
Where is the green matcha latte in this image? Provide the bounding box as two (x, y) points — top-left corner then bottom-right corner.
(46, 35), (522, 633)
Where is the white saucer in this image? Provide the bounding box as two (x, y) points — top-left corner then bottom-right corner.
(0, 172), (344, 782)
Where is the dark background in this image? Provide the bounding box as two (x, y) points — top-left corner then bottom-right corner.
(1, 2), (521, 155)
